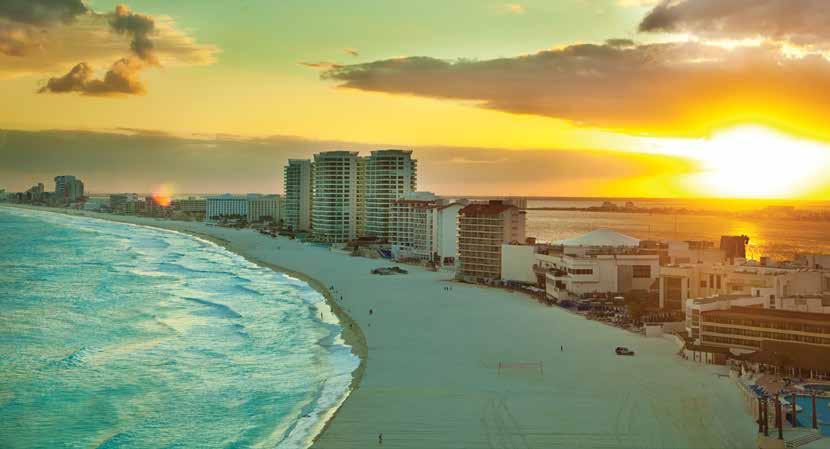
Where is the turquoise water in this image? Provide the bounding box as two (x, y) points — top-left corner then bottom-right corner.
(795, 395), (830, 436)
(0, 208), (358, 448)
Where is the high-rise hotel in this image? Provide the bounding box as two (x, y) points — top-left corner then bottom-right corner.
(311, 151), (361, 242)
(284, 149), (417, 243)
(282, 159), (313, 232)
(362, 150), (417, 241)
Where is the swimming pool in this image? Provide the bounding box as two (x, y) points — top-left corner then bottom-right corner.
(795, 395), (830, 436)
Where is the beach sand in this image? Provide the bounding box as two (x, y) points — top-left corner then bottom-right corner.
(2, 205), (758, 449)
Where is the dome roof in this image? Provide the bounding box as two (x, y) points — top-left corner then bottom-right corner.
(556, 228), (640, 247)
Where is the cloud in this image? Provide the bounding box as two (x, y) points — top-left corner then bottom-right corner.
(0, 13), (216, 77)
(0, 128), (696, 196)
(39, 57), (146, 96)
(0, 21), (33, 56)
(639, 0), (830, 49)
(0, 0), (88, 57)
(343, 48), (359, 57)
(108, 4), (157, 63)
(0, 0), (88, 26)
(0, 2), (218, 95)
(39, 3), (161, 96)
(300, 61), (343, 69)
(320, 40), (830, 137)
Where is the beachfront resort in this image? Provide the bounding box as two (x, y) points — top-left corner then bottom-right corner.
(4, 154), (830, 449)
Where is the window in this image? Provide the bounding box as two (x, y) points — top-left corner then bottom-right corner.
(632, 265), (651, 278)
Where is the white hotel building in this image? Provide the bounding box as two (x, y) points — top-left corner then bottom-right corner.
(535, 229), (660, 301)
(206, 194), (280, 223)
(658, 262), (830, 310)
(311, 151), (360, 242)
(248, 195), (281, 223)
(389, 192), (462, 266)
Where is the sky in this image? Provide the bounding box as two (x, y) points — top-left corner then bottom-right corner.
(1, 0), (830, 199)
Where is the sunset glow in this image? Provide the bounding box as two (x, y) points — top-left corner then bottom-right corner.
(3, 0), (830, 200)
(650, 126), (830, 199)
(151, 185), (174, 207)
(5, 2), (830, 448)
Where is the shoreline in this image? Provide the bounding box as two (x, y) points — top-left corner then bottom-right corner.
(1, 204), (758, 449)
(150, 229), (369, 447)
(0, 204), (367, 447)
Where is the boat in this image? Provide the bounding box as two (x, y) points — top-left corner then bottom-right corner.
(615, 347), (635, 356)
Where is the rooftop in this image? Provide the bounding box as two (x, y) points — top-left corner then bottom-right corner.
(702, 306), (830, 325)
(691, 294), (758, 305)
(740, 340), (830, 371)
(459, 201), (517, 216)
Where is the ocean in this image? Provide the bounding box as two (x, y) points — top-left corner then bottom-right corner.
(525, 199), (830, 260)
(0, 207), (359, 449)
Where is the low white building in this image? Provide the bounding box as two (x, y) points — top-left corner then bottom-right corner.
(667, 240), (729, 265)
(684, 295), (768, 344)
(685, 292), (830, 345)
(206, 194), (249, 221)
(82, 197), (107, 211)
(798, 253), (830, 270)
(535, 229), (659, 301)
(501, 244), (537, 283)
(206, 194), (280, 223)
(659, 262), (830, 310)
(248, 195), (281, 223)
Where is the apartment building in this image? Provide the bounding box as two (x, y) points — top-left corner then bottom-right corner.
(389, 192), (462, 266)
(457, 200), (526, 282)
(283, 159), (313, 232)
(311, 151), (360, 242)
(54, 175), (84, 203)
(361, 150), (417, 241)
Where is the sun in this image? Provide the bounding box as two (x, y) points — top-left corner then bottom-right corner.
(651, 126), (830, 199)
(151, 184), (175, 207)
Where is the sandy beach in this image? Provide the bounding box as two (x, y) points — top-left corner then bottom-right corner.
(3, 205), (758, 449)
